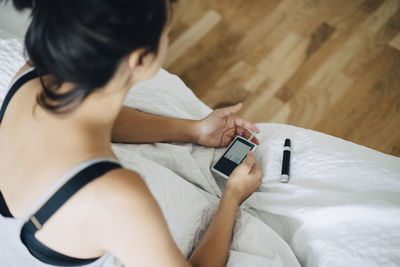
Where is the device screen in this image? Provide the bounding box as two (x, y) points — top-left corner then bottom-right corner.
(213, 137), (255, 177)
(224, 140), (252, 164)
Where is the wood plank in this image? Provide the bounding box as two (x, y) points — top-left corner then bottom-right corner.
(389, 33), (400, 50)
(165, 10), (221, 68)
(309, 0), (398, 89)
(203, 61), (253, 108)
(238, 33), (309, 120)
(274, 0), (368, 103)
(283, 0), (399, 128)
(314, 46), (400, 156)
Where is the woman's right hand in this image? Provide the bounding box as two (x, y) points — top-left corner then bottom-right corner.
(189, 151), (263, 267)
(225, 151), (263, 204)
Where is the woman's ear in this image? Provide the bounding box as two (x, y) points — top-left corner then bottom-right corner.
(128, 49), (158, 82)
(128, 49), (143, 71)
(128, 49), (155, 73)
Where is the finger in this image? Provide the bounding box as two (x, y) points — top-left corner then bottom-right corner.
(235, 126), (246, 137)
(233, 116), (260, 134)
(236, 126), (260, 145)
(251, 136), (260, 145)
(217, 103), (243, 117)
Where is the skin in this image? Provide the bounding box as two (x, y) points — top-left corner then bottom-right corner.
(0, 3), (263, 267)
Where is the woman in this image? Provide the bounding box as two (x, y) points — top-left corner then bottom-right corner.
(0, 0), (262, 266)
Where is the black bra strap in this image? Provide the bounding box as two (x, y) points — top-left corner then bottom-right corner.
(0, 190), (13, 218)
(22, 161), (121, 235)
(0, 68), (40, 124)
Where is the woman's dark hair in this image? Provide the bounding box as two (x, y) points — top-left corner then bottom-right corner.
(9, 0), (168, 113)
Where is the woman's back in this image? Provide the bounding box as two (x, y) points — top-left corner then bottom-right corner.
(0, 65), (127, 266)
(0, 65), (119, 220)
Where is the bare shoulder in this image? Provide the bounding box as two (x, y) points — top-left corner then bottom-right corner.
(90, 168), (164, 236)
(90, 168), (155, 216)
(86, 167), (158, 244)
(87, 168), (191, 267)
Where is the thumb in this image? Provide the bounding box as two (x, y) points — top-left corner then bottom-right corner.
(218, 103), (242, 116)
(241, 151), (256, 170)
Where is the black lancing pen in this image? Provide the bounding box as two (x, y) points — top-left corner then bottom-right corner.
(281, 138), (291, 183)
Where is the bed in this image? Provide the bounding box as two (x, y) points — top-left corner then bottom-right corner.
(1, 29), (400, 267)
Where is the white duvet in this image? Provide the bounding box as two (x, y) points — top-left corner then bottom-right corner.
(1, 31), (400, 267)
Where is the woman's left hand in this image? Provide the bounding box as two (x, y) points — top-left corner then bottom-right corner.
(194, 103), (260, 147)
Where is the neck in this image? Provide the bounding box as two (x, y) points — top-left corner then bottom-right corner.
(75, 84), (130, 143)
(46, 72), (132, 147)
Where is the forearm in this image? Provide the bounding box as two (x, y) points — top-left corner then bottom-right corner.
(189, 192), (239, 267)
(112, 106), (199, 143)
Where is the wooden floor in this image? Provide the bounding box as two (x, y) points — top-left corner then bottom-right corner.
(165, 0), (400, 157)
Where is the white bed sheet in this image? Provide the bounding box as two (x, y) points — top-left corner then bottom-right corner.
(1, 32), (399, 267)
